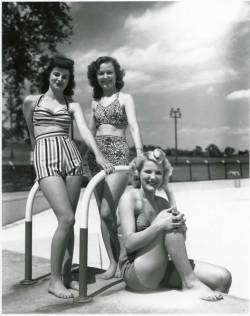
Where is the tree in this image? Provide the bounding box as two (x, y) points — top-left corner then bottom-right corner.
(2, 2), (73, 141)
(205, 144), (222, 157)
(224, 146), (235, 156)
(193, 145), (203, 156)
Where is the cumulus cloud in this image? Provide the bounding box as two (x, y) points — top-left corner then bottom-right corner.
(69, 2), (249, 96)
(120, 2), (250, 93)
(125, 1), (249, 46)
(226, 89), (250, 101)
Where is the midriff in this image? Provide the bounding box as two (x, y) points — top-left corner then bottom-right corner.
(96, 124), (127, 137)
(34, 126), (69, 138)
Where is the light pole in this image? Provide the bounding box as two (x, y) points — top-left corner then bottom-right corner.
(169, 107), (182, 163)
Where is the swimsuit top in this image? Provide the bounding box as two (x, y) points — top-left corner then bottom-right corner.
(118, 205), (150, 276)
(118, 192), (171, 276)
(94, 93), (128, 129)
(32, 95), (73, 133)
(136, 210), (151, 232)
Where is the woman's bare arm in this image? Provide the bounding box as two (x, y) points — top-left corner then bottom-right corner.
(124, 94), (143, 156)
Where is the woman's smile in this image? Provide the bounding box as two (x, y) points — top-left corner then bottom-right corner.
(97, 62), (116, 91)
(49, 67), (70, 92)
(140, 161), (164, 191)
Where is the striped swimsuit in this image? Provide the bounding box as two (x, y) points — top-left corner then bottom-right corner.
(33, 95), (83, 181)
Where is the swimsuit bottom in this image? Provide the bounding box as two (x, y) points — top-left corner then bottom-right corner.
(123, 259), (195, 293)
(34, 132), (84, 181)
(86, 135), (130, 175)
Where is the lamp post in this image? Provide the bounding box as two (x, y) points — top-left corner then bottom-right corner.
(169, 107), (182, 163)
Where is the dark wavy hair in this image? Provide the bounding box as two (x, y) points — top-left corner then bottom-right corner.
(40, 55), (75, 96)
(130, 149), (173, 189)
(87, 56), (125, 100)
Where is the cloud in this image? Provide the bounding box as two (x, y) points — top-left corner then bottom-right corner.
(226, 89), (250, 101)
(120, 2), (250, 93)
(124, 70), (151, 86)
(227, 127), (250, 136)
(68, 2), (249, 97)
(124, 1), (250, 52)
(180, 126), (232, 136)
(206, 86), (215, 96)
(172, 68), (238, 92)
(180, 125), (250, 141)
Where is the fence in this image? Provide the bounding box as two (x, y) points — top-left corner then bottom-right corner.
(170, 160), (249, 182)
(2, 161), (249, 192)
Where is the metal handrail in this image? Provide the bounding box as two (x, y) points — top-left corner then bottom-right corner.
(74, 165), (130, 303)
(19, 166), (130, 301)
(20, 181), (39, 284)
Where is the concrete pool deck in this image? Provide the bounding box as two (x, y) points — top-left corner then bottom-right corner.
(2, 179), (250, 313)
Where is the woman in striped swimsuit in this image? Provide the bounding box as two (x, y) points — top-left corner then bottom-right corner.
(22, 55), (113, 299)
(86, 56), (144, 279)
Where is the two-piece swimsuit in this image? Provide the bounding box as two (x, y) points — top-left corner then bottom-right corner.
(32, 94), (84, 181)
(87, 92), (130, 174)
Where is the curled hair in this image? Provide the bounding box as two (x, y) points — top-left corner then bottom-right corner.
(87, 56), (125, 100)
(40, 54), (75, 96)
(130, 148), (173, 189)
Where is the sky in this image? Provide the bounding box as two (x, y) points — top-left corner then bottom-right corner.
(57, 1), (250, 151)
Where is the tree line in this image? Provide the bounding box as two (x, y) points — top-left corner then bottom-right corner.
(130, 144), (249, 157)
(73, 140), (248, 158)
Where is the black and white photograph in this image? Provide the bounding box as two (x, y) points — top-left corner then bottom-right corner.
(2, 0), (250, 313)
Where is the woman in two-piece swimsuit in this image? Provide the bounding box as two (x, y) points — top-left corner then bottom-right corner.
(87, 56), (143, 279)
(22, 55), (113, 299)
(118, 149), (232, 301)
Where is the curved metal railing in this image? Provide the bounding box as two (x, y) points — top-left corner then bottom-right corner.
(20, 166), (130, 303)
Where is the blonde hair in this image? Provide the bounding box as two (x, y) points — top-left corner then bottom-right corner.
(130, 148), (173, 188)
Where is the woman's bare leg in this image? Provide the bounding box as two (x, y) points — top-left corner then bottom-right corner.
(39, 176), (76, 299)
(62, 175), (83, 291)
(99, 172), (129, 279)
(164, 231), (224, 301)
(134, 233), (169, 289)
(89, 173), (122, 279)
(193, 260), (232, 293)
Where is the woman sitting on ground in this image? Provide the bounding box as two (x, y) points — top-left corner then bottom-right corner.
(117, 149), (232, 301)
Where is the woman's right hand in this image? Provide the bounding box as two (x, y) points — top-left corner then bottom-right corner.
(152, 209), (186, 232)
(95, 154), (114, 175)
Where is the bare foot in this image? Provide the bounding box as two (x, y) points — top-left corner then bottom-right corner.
(65, 280), (79, 291)
(183, 279), (223, 301)
(99, 263), (117, 280)
(48, 280), (73, 299)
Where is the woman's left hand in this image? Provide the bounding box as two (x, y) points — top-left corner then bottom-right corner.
(173, 217), (187, 239)
(96, 155), (114, 174)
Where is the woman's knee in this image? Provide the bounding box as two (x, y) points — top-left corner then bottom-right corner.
(216, 268), (232, 292)
(100, 205), (113, 222)
(164, 230), (185, 244)
(59, 213), (75, 229)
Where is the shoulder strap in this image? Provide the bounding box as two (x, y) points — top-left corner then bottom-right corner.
(35, 94), (44, 108)
(64, 96), (74, 139)
(64, 95), (69, 110)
